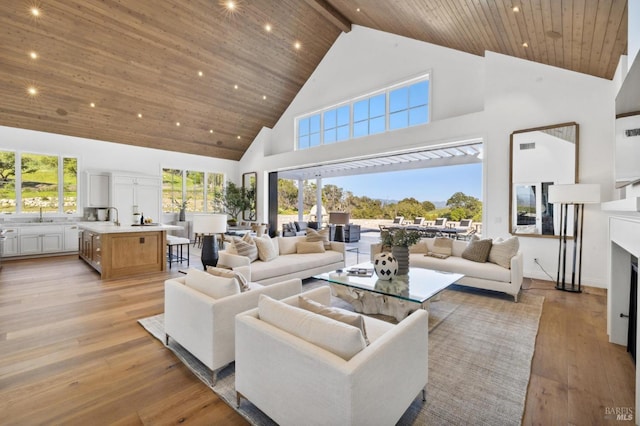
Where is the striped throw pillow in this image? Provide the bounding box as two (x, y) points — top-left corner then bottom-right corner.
(306, 228), (331, 249)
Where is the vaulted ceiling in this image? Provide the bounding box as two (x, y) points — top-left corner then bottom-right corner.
(0, 1), (627, 161)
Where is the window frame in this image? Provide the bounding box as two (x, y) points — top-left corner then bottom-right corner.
(162, 168), (225, 214)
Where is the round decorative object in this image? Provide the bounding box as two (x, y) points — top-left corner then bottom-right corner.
(373, 252), (398, 280)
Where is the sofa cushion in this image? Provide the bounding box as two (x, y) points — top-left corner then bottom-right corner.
(461, 236), (493, 263)
(431, 237), (453, 257)
(233, 238), (259, 262)
(297, 240), (326, 254)
(298, 295), (369, 344)
(185, 268), (240, 299)
(258, 294), (366, 360)
(250, 251), (344, 282)
(306, 228), (331, 249)
(409, 240), (427, 254)
(278, 236), (303, 255)
(294, 221), (308, 232)
(410, 254), (512, 283)
(206, 266), (250, 292)
(253, 235), (279, 262)
(488, 236), (520, 269)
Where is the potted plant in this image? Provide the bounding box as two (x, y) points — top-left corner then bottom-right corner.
(380, 228), (422, 275)
(173, 199), (188, 221)
(212, 180), (251, 226)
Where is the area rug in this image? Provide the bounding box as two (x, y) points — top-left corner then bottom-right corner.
(139, 286), (543, 425)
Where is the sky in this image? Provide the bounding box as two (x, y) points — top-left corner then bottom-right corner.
(323, 163), (483, 204)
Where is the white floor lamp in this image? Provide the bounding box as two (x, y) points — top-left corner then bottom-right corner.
(548, 184), (601, 293)
(193, 214), (228, 269)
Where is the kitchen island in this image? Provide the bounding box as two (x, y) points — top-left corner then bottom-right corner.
(78, 223), (182, 279)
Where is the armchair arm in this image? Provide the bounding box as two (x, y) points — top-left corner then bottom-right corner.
(510, 251), (524, 289)
(218, 251), (250, 269)
(329, 241), (346, 255)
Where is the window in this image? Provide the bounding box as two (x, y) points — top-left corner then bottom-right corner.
(298, 114), (320, 149)
(295, 74), (430, 149)
(0, 150), (78, 215)
(162, 168), (223, 214)
(389, 80), (429, 130)
(323, 105), (350, 143)
(207, 172), (224, 212)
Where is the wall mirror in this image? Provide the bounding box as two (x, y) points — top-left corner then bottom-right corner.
(242, 172), (257, 221)
(509, 122), (578, 238)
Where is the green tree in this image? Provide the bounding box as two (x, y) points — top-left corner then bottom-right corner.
(322, 184), (344, 211)
(278, 179), (299, 212)
(212, 180), (250, 220)
(421, 200), (436, 212)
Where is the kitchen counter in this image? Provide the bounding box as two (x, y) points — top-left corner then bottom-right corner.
(78, 223), (183, 279)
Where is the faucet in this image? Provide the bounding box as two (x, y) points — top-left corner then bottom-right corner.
(107, 207), (120, 226)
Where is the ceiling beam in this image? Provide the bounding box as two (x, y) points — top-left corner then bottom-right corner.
(305, 0), (352, 33)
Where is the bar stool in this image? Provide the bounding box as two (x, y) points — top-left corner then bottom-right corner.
(167, 235), (190, 268)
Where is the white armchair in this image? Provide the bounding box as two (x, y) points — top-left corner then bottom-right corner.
(164, 276), (302, 384)
(235, 286), (429, 426)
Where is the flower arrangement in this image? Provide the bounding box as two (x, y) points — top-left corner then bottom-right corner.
(380, 228), (422, 248)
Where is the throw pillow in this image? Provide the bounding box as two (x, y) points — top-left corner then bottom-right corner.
(258, 294), (366, 360)
(432, 237), (453, 256)
(233, 238), (259, 262)
(306, 228), (331, 249)
(278, 236), (299, 255)
(296, 240), (326, 254)
(206, 266), (250, 292)
(225, 232), (253, 255)
(184, 268), (240, 299)
(409, 240), (427, 254)
(298, 295), (369, 345)
(488, 236), (519, 269)
(461, 235), (493, 263)
(253, 235), (279, 262)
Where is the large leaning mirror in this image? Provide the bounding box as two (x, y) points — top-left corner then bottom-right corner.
(509, 122), (578, 238)
(242, 172), (257, 221)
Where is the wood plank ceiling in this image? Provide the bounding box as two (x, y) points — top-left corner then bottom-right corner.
(0, 0), (627, 161)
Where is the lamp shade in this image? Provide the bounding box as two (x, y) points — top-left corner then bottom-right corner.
(548, 184), (601, 204)
(192, 214), (227, 234)
(329, 212), (350, 225)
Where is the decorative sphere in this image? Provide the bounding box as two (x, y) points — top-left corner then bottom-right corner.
(373, 252), (398, 280)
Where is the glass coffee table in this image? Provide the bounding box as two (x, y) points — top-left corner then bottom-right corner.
(315, 262), (463, 321)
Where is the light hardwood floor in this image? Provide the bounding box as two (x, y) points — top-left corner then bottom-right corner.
(0, 254), (634, 425)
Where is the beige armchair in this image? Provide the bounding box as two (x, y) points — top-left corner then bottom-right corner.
(164, 275), (302, 384)
(235, 286), (429, 425)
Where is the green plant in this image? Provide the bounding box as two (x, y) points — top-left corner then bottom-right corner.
(212, 180), (251, 220)
(380, 228), (422, 248)
(173, 199), (188, 210)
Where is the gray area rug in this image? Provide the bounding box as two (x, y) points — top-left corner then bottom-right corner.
(139, 284), (543, 425)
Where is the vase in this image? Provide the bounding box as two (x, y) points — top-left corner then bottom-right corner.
(373, 252), (398, 280)
(179, 208), (186, 221)
(392, 245), (410, 275)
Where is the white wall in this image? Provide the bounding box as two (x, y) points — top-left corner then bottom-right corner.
(0, 125), (239, 217)
(248, 27), (616, 288)
(483, 51), (615, 287)
(629, 0), (640, 71)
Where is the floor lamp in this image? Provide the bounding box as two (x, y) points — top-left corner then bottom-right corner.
(329, 212), (350, 242)
(548, 184), (600, 293)
(193, 214), (228, 269)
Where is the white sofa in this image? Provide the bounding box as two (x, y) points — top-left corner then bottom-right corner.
(235, 286), (429, 426)
(164, 275), (302, 383)
(218, 235), (346, 285)
(372, 237), (524, 302)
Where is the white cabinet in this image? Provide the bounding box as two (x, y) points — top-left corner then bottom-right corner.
(3, 228), (19, 256)
(86, 172), (111, 207)
(18, 225), (64, 255)
(112, 174), (160, 226)
(64, 224), (80, 251)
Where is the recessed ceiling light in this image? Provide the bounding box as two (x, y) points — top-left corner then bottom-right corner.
(234, 84), (238, 89)
(30, 7), (40, 17)
(262, 95), (267, 100)
(237, 135), (241, 139)
(294, 41), (301, 50)
(137, 113), (142, 118)
(27, 86), (38, 96)
(29, 51), (38, 59)
(522, 42), (529, 48)
(209, 129), (213, 133)
(90, 102), (95, 108)
(356, 8), (361, 12)
(265, 23), (272, 32)
(512, 6), (520, 12)
(225, 0), (236, 10)
(176, 122), (181, 127)
(198, 70), (203, 77)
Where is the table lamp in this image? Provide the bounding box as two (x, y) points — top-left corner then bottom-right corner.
(329, 212), (350, 242)
(193, 214), (227, 268)
(548, 183), (600, 293)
